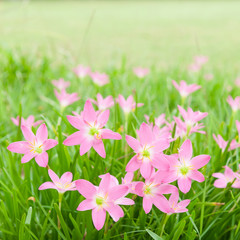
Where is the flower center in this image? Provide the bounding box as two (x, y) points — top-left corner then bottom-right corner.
(34, 146), (42, 154)
(144, 185), (152, 195)
(142, 149), (150, 158)
(96, 197), (104, 206)
(180, 166), (189, 175)
(89, 127), (99, 136)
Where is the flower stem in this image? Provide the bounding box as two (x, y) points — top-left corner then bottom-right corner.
(58, 193), (64, 240)
(160, 213), (170, 237)
(104, 213), (110, 235)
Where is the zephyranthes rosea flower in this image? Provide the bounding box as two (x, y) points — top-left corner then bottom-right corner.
(90, 72), (109, 86)
(172, 80), (201, 98)
(213, 134), (240, 152)
(164, 139), (210, 193)
(76, 173), (134, 230)
(54, 89), (80, 108)
(7, 123), (58, 167)
(116, 94), (144, 115)
(135, 170), (178, 214)
(63, 100), (121, 158)
(52, 78), (70, 91)
(90, 93), (114, 111)
(125, 122), (170, 179)
(39, 169), (77, 193)
(73, 64), (91, 78)
(174, 105), (208, 137)
(212, 166), (240, 188)
(11, 115), (43, 129)
(227, 96), (240, 112)
(133, 67), (149, 78)
(165, 191), (190, 214)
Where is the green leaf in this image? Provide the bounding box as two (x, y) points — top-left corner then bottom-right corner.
(146, 229), (164, 240)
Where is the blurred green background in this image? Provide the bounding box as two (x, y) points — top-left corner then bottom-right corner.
(0, 1), (240, 69)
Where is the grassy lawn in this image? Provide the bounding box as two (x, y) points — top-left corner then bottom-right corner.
(1, 1), (240, 240)
(0, 1), (240, 68)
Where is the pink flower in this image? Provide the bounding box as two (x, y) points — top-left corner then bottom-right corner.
(172, 80), (201, 98)
(39, 169), (77, 193)
(125, 123), (170, 179)
(73, 65), (91, 78)
(116, 95), (144, 114)
(90, 93), (114, 111)
(90, 72), (109, 86)
(213, 166), (240, 188)
(76, 173), (134, 230)
(63, 100), (121, 158)
(227, 96), (240, 112)
(133, 67), (150, 78)
(165, 139), (210, 193)
(204, 73), (214, 81)
(54, 89), (80, 108)
(11, 115), (43, 129)
(7, 123), (58, 167)
(52, 78), (70, 91)
(188, 63), (201, 72)
(145, 113), (166, 128)
(174, 106), (208, 137)
(165, 191), (190, 214)
(194, 55), (208, 66)
(235, 77), (240, 87)
(135, 170), (178, 214)
(213, 134), (240, 152)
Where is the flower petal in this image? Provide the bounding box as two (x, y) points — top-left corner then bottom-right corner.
(214, 179), (227, 188)
(21, 125), (35, 142)
(191, 155), (210, 169)
(80, 139), (93, 156)
(43, 139), (58, 151)
(125, 135), (141, 152)
(75, 179), (97, 198)
(36, 123), (48, 144)
(83, 100), (97, 124)
(97, 110), (109, 127)
(66, 115), (84, 130)
(77, 199), (95, 211)
(48, 169), (60, 183)
(101, 129), (122, 140)
(108, 185), (129, 201)
(153, 195), (171, 213)
(143, 197), (152, 214)
(21, 152), (36, 163)
(140, 161), (152, 179)
(115, 197), (135, 205)
(63, 131), (85, 146)
(188, 170), (205, 182)
(105, 203), (124, 222)
(179, 139), (192, 161)
(126, 155), (141, 172)
(7, 141), (30, 154)
(99, 173), (111, 192)
(92, 208), (106, 230)
(92, 140), (106, 158)
(60, 172), (73, 184)
(138, 123), (153, 145)
(178, 177), (192, 193)
(35, 152), (48, 167)
(39, 182), (57, 190)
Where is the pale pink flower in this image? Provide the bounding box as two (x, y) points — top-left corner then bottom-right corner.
(125, 123), (170, 179)
(54, 89), (80, 108)
(227, 96), (240, 112)
(165, 191), (190, 214)
(90, 93), (114, 111)
(174, 106), (208, 137)
(145, 113), (166, 128)
(76, 173), (134, 230)
(7, 123), (58, 167)
(73, 65), (91, 78)
(213, 134), (240, 152)
(133, 67), (150, 78)
(90, 72), (109, 86)
(63, 100), (121, 158)
(235, 77), (240, 87)
(39, 169), (77, 193)
(164, 139), (210, 193)
(194, 55), (208, 66)
(135, 170), (178, 214)
(188, 63), (201, 72)
(204, 73), (214, 81)
(52, 78), (70, 91)
(213, 166), (240, 188)
(116, 95), (144, 114)
(172, 80), (201, 98)
(11, 115), (43, 129)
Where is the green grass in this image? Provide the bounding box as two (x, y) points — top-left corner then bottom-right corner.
(1, 1), (240, 239)
(0, 1), (240, 68)
(0, 46), (240, 239)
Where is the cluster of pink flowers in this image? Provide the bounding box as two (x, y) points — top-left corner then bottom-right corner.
(188, 55), (208, 72)
(73, 64), (110, 86)
(7, 72), (215, 232)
